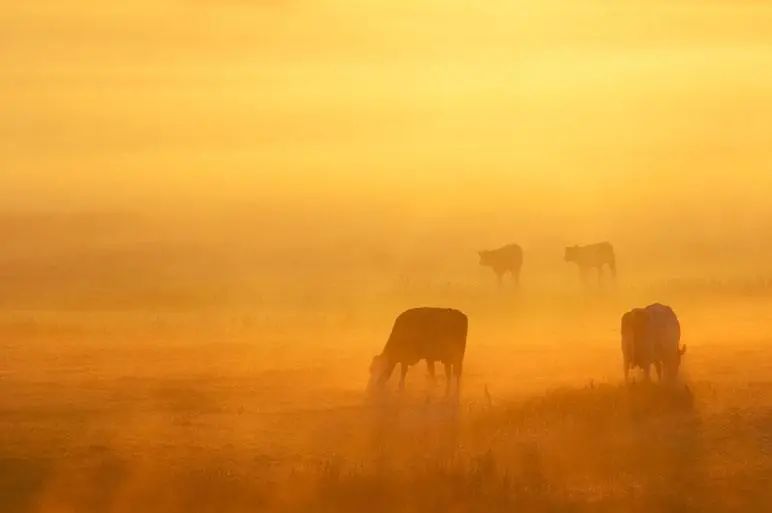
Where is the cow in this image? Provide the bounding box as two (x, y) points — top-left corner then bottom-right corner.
(621, 308), (650, 381)
(621, 303), (686, 383)
(565, 242), (616, 283)
(368, 307), (467, 395)
(478, 244), (523, 286)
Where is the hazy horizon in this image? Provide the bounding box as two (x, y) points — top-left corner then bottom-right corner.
(5, 1), (772, 284)
(4, 2), (772, 512)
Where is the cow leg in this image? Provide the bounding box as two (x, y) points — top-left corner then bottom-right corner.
(654, 361), (662, 382)
(454, 361), (463, 396)
(643, 363), (651, 382)
(623, 360), (629, 383)
(427, 360), (436, 383)
(444, 362), (452, 395)
(496, 271), (503, 287)
(580, 266), (589, 285)
(399, 363), (408, 390)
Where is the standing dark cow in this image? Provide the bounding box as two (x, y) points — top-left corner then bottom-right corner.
(565, 242), (616, 283)
(621, 303), (685, 382)
(478, 244), (523, 286)
(368, 307), (467, 395)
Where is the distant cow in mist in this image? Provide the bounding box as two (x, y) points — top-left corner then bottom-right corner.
(621, 303), (685, 383)
(368, 307), (467, 395)
(478, 244), (523, 286)
(565, 242), (616, 283)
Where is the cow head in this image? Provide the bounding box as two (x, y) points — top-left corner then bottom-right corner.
(478, 250), (490, 266)
(564, 246), (578, 263)
(367, 354), (388, 393)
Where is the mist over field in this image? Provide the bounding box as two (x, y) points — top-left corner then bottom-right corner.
(4, 1), (772, 512)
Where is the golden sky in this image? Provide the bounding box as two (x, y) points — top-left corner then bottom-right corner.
(3, 1), (772, 223)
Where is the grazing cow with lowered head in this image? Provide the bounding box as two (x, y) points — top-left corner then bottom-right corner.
(368, 307), (467, 395)
(565, 242), (616, 283)
(621, 303), (685, 382)
(478, 244), (523, 286)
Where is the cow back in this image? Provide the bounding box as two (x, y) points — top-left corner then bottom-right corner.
(566, 242), (614, 266)
(644, 303), (680, 354)
(383, 308), (467, 364)
(621, 308), (651, 367)
(480, 244), (522, 268)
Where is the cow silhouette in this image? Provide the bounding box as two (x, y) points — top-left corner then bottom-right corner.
(565, 242), (616, 283)
(621, 303), (685, 382)
(478, 244), (523, 286)
(368, 307), (467, 395)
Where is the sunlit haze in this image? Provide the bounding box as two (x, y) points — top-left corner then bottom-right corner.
(3, 2), (772, 512)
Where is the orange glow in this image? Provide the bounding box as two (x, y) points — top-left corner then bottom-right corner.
(4, 2), (772, 512)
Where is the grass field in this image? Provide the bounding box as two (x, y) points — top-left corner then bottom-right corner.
(3, 273), (772, 512)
